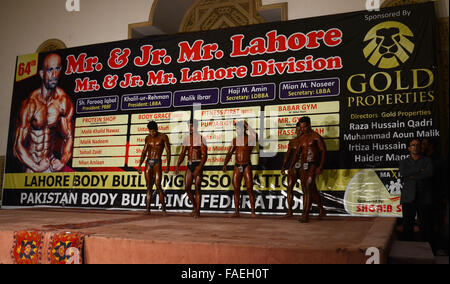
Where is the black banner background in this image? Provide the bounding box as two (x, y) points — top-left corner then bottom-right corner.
(2, 3), (439, 216)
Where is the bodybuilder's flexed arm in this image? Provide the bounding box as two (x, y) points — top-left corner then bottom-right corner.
(163, 133), (171, 173)
(14, 53), (74, 173)
(223, 139), (236, 172)
(53, 93), (74, 171)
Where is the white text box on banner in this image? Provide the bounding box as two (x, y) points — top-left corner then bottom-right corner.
(264, 101), (340, 116)
(128, 145), (183, 157)
(194, 106), (261, 121)
(130, 123), (189, 135)
(74, 125), (128, 137)
(264, 126), (340, 140)
(73, 146), (127, 158)
(75, 114), (129, 127)
(129, 133), (185, 146)
(74, 136), (127, 147)
(72, 157), (126, 168)
(264, 113), (340, 128)
(128, 155), (179, 167)
(266, 139), (340, 152)
(198, 117), (260, 132)
(131, 111), (191, 124)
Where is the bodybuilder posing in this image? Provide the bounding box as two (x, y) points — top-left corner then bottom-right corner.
(138, 120), (171, 215)
(14, 53), (74, 173)
(281, 121), (303, 217)
(176, 119), (208, 218)
(290, 117), (327, 223)
(223, 120), (257, 217)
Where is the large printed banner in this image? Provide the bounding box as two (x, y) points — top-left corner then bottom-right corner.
(2, 3), (439, 216)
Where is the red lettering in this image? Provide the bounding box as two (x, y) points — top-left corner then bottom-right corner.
(324, 28), (343, 46)
(230, 35), (249, 57)
(19, 62), (32, 76)
(147, 70), (165, 86)
(75, 77), (89, 92)
(134, 45), (168, 66)
(103, 75), (118, 90)
(306, 30), (325, 49)
(235, 66), (248, 78)
(266, 30), (288, 53)
(120, 73), (141, 88)
(287, 33), (307, 51)
(178, 40), (218, 63)
(66, 54), (86, 75)
(251, 60), (267, 77)
(150, 49), (167, 65)
(178, 40), (203, 63)
(108, 48), (131, 69)
(314, 58), (327, 71)
(180, 66), (248, 83)
(296, 60), (306, 72)
(248, 37), (266, 55)
(74, 77), (98, 93)
(305, 55), (314, 71)
(231, 29), (343, 58)
(134, 45), (153, 67)
(274, 60), (290, 74)
(251, 56), (342, 77)
(314, 128), (325, 135)
(327, 57), (343, 69)
(177, 40), (203, 63)
(66, 54), (99, 75)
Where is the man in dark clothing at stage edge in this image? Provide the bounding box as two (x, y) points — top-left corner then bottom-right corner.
(399, 139), (434, 243)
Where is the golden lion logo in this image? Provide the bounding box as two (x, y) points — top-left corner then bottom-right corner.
(363, 21), (415, 69)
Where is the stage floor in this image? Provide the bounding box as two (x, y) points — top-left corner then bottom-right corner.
(0, 209), (396, 264)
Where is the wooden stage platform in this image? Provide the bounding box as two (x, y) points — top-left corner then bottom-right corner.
(0, 209), (396, 264)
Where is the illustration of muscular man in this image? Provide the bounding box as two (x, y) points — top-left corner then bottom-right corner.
(14, 53), (74, 173)
(138, 120), (171, 215)
(290, 117), (327, 223)
(176, 119), (208, 218)
(223, 120), (257, 217)
(281, 121), (303, 217)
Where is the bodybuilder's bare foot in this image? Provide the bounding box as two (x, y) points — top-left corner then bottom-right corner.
(318, 210), (327, 219)
(285, 211), (293, 217)
(298, 216), (309, 223)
